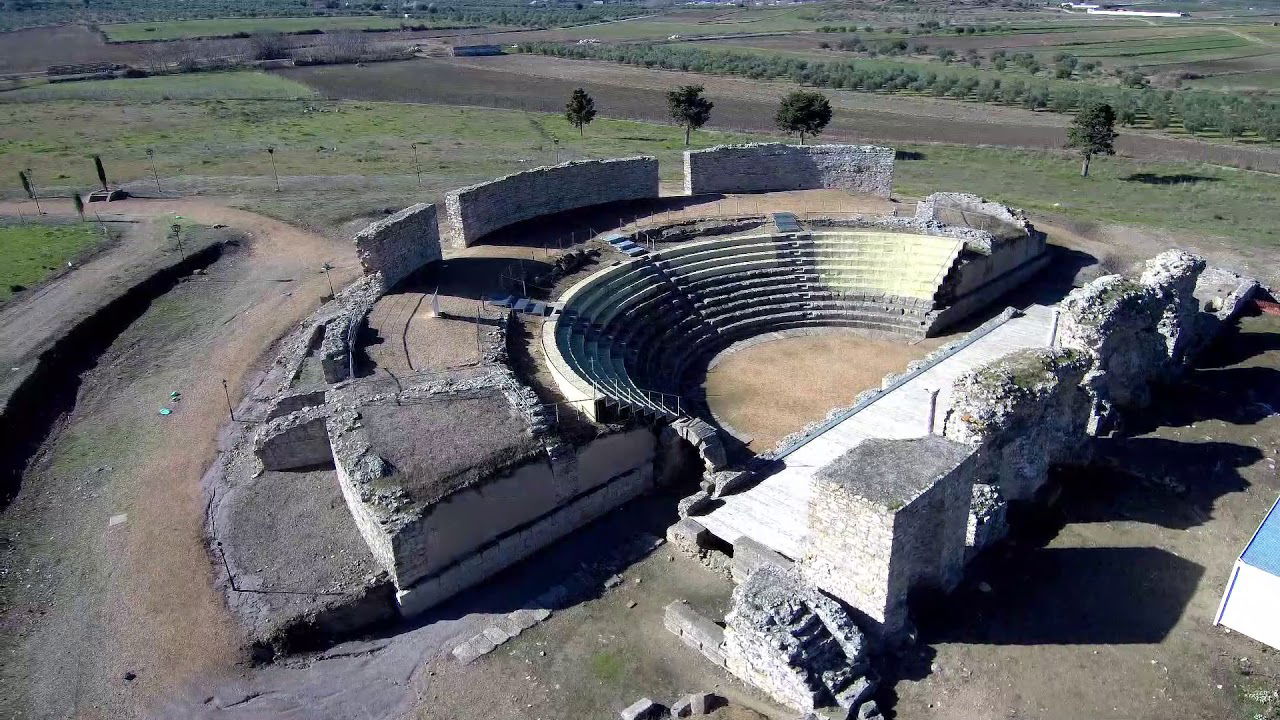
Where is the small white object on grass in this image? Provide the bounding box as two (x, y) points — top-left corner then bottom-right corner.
(109, 514), (127, 527)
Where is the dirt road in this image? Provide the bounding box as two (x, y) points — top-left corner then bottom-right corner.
(0, 197), (355, 718)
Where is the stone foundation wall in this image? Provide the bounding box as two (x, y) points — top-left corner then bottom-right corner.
(254, 408), (333, 471)
(352, 203), (441, 287)
(723, 564), (875, 714)
(944, 347), (1093, 501)
(914, 192), (1033, 242)
(664, 601), (727, 668)
(397, 457), (654, 615)
(443, 157), (659, 247)
(683, 143), (895, 197)
(1058, 249), (1206, 429)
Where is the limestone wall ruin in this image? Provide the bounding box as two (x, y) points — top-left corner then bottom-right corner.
(723, 564), (877, 715)
(683, 143), (895, 197)
(1058, 249), (1207, 430)
(329, 393), (658, 616)
(352, 203), (441, 287)
(944, 347), (1093, 502)
(443, 157), (659, 248)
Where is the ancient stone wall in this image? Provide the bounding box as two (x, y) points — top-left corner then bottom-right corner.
(914, 192), (1033, 243)
(254, 407), (333, 471)
(1058, 250), (1206, 429)
(443, 157), (659, 248)
(723, 564), (876, 715)
(944, 347), (1093, 502)
(683, 143), (895, 197)
(352, 203), (441, 287)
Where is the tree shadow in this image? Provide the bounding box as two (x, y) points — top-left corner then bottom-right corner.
(1061, 438), (1258, 530)
(1121, 172), (1220, 185)
(917, 545), (1203, 646)
(894, 150), (926, 161)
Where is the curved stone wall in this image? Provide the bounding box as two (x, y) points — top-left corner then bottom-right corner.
(444, 156), (659, 248)
(683, 143), (895, 197)
(544, 230), (962, 421)
(353, 202), (441, 287)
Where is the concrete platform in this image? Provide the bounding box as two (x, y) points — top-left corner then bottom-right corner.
(698, 304), (1058, 559)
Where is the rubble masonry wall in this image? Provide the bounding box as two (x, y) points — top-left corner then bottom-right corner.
(944, 347), (1094, 502)
(394, 428), (656, 615)
(352, 203), (442, 287)
(443, 157), (659, 248)
(683, 143), (895, 197)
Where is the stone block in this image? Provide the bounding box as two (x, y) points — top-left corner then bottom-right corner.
(667, 518), (709, 556)
(732, 536), (794, 583)
(620, 697), (664, 720)
(672, 693), (720, 717)
(664, 601), (725, 651)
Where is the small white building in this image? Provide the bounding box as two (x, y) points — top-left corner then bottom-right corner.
(1215, 495), (1280, 650)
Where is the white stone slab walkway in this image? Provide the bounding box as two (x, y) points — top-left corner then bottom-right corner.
(698, 304), (1058, 559)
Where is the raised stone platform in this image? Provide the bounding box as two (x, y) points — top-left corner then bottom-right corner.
(696, 304), (1057, 559)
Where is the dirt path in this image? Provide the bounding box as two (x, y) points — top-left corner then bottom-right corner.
(0, 197), (356, 718)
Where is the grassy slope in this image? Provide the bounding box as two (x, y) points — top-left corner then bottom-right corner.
(0, 72), (316, 103)
(0, 223), (104, 301)
(0, 74), (1275, 247)
(100, 16), (424, 42)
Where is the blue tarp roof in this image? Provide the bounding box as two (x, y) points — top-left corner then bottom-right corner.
(1241, 495), (1280, 576)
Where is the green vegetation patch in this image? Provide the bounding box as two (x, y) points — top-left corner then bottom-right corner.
(892, 145), (1280, 249)
(1, 95), (1276, 248)
(0, 72), (316, 103)
(0, 223), (104, 302)
(587, 650), (627, 685)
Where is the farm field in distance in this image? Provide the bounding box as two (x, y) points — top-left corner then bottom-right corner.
(99, 16), (469, 42)
(1, 70), (1277, 248)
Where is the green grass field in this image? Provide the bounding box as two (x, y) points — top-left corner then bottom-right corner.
(99, 16), (438, 42)
(0, 223), (104, 302)
(0, 71), (1275, 247)
(0, 72), (316, 103)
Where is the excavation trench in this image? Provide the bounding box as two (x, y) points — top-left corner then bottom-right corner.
(0, 241), (229, 507)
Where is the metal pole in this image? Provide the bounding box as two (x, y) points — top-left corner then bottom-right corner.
(147, 148), (161, 193)
(222, 379), (236, 421)
(1047, 309), (1061, 349)
(322, 262), (335, 297)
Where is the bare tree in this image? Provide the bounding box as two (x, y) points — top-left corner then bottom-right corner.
(248, 32), (290, 61)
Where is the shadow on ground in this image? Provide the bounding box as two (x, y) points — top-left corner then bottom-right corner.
(1122, 173), (1220, 185)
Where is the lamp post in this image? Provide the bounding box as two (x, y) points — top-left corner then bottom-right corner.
(146, 148), (162, 193)
(266, 147), (280, 192)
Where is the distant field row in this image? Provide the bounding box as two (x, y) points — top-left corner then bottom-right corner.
(99, 16), (462, 42)
(1, 73), (1276, 248)
(0, 72), (316, 102)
